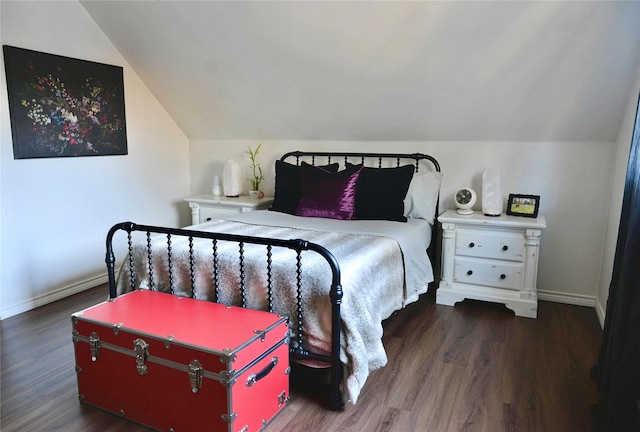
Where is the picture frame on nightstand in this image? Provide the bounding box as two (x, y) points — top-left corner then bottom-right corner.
(506, 194), (540, 218)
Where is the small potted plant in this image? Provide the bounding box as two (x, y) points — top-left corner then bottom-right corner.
(246, 143), (265, 199)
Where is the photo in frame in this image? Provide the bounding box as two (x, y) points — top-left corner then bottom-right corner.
(3, 45), (127, 159)
(506, 194), (540, 218)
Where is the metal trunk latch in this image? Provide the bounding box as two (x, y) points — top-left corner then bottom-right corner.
(89, 332), (101, 361)
(134, 338), (149, 376)
(188, 360), (203, 393)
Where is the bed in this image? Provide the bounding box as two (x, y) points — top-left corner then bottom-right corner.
(106, 151), (442, 411)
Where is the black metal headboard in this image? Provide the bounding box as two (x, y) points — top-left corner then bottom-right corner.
(280, 151), (441, 173)
(280, 150), (442, 286)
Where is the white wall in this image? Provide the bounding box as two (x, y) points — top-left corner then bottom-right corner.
(0, 1), (191, 319)
(2, 1), (632, 320)
(191, 139), (614, 305)
(596, 67), (640, 325)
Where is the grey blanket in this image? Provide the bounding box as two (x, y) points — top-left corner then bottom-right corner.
(117, 218), (406, 403)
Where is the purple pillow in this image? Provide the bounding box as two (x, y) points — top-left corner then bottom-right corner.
(295, 162), (364, 220)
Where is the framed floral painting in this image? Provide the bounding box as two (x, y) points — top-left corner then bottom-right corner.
(3, 46), (128, 159)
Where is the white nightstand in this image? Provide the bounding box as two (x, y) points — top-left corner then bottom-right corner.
(437, 209), (546, 318)
(184, 194), (274, 225)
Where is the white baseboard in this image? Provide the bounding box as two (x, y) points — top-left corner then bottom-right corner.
(0, 273), (108, 320)
(537, 289), (596, 307)
(538, 289), (604, 328)
(595, 297), (606, 329)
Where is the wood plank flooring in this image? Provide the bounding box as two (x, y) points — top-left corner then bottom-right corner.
(0, 286), (601, 431)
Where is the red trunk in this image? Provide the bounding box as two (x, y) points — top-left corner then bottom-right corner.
(72, 290), (290, 432)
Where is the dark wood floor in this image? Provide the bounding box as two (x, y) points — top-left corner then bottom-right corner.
(1, 285), (602, 432)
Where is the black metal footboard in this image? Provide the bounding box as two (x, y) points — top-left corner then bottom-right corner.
(105, 221), (345, 411)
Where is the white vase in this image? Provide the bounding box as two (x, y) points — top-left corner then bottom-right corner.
(212, 175), (222, 196)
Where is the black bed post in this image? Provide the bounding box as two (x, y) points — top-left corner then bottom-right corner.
(106, 222), (134, 300)
(305, 242), (345, 411)
(328, 279), (345, 411)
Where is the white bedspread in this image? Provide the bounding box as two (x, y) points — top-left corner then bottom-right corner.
(117, 212), (433, 403)
(224, 210), (433, 310)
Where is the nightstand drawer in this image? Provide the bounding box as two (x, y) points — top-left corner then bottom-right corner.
(455, 229), (524, 261)
(199, 207), (243, 222)
(453, 257), (523, 290)
(185, 195), (274, 226)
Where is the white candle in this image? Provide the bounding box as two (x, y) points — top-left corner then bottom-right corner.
(212, 175), (221, 196)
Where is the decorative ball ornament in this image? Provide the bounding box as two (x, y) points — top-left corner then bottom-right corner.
(455, 188), (477, 215)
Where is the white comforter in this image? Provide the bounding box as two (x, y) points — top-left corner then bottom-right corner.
(225, 211), (433, 310)
(117, 211), (433, 403)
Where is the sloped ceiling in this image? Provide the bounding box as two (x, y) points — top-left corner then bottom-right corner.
(81, 1), (640, 142)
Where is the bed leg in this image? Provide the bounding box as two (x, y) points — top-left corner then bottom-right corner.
(328, 364), (345, 411)
(327, 274), (345, 411)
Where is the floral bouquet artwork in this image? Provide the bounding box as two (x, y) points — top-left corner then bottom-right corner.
(3, 46), (128, 159)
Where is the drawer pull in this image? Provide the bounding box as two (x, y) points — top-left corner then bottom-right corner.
(502, 245), (509, 251)
(466, 270), (473, 276)
(500, 274), (506, 280)
(468, 242), (475, 248)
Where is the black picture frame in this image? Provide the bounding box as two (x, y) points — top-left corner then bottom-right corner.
(506, 194), (540, 218)
(3, 45), (127, 159)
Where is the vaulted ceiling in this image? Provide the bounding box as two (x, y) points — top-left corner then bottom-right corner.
(81, 1), (640, 142)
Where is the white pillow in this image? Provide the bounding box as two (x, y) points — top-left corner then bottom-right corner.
(403, 171), (442, 225)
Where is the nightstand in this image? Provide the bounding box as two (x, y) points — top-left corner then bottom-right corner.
(184, 194), (274, 225)
(437, 209), (546, 318)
